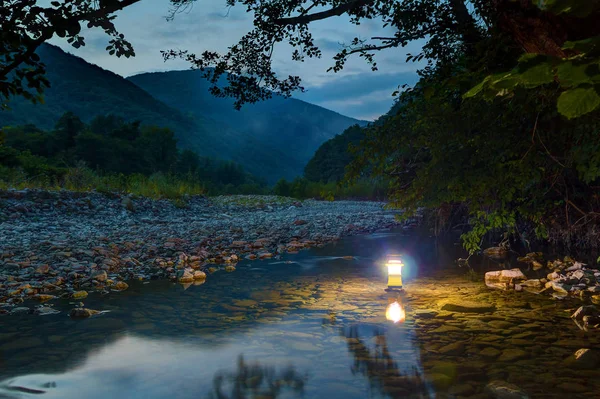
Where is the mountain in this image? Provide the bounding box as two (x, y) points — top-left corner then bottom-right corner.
(0, 45), (364, 182)
(127, 70), (367, 180)
(304, 102), (403, 182)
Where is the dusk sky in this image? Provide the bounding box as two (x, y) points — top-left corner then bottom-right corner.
(50, 0), (423, 120)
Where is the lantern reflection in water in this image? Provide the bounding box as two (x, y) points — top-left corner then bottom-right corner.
(385, 301), (406, 324)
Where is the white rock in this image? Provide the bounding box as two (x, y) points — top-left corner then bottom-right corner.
(547, 272), (561, 281)
(485, 380), (529, 399)
(550, 281), (569, 295)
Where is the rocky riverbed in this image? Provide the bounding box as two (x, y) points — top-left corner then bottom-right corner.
(0, 190), (410, 313)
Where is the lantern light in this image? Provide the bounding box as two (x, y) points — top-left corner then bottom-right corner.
(385, 254), (404, 291)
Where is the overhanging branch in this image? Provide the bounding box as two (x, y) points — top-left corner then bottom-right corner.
(274, 0), (375, 25)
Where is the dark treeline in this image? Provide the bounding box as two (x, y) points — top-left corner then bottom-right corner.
(0, 112), (268, 196)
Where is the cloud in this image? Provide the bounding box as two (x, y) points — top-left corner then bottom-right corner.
(294, 71), (418, 120)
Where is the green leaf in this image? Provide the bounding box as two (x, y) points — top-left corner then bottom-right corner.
(518, 62), (554, 88)
(463, 76), (490, 99)
(562, 36), (600, 54)
(557, 61), (599, 87)
(557, 87), (600, 119)
(489, 72), (521, 90)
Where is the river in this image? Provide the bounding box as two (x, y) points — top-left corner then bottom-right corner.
(0, 230), (598, 398)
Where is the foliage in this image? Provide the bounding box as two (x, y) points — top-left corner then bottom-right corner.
(465, 38), (600, 118)
(272, 176), (387, 200)
(1, 0), (137, 108)
(0, 113), (267, 197)
(348, 61), (600, 250)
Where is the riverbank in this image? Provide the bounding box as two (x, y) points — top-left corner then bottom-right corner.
(0, 189), (409, 312)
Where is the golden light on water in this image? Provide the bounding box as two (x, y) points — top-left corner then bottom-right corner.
(385, 301), (406, 324)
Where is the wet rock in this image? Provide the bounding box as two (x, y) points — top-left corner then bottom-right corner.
(193, 270), (207, 280)
(498, 349), (528, 362)
(480, 347), (501, 359)
(438, 342), (465, 356)
(547, 281), (569, 295)
(92, 271), (108, 282)
(33, 294), (55, 302)
(441, 301), (496, 314)
(35, 264), (50, 274)
(34, 306), (60, 316)
(71, 290), (88, 300)
(177, 270), (194, 283)
(112, 281), (129, 291)
(69, 308), (99, 318)
(564, 348), (600, 369)
(571, 305), (598, 321)
(448, 384), (475, 396)
(485, 269), (526, 290)
(427, 373), (453, 390)
(485, 380), (529, 399)
(483, 247), (509, 260)
(556, 382), (588, 393)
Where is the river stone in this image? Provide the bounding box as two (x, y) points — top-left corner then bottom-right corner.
(431, 325), (462, 333)
(548, 281), (569, 295)
(483, 247), (508, 260)
(448, 384), (475, 396)
(488, 320), (513, 329)
(556, 382), (588, 393)
(427, 373), (453, 390)
(571, 305), (598, 321)
(112, 281), (129, 291)
(441, 301), (496, 313)
(193, 270), (207, 280)
(177, 270), (194, 283)
(480, 347), (501, 359)
(69, 308), (99, 318)
(0, 336), (43, 351)
(92, 271), (108, 282)
(485, 380), (529, 399)
(71, 290), (88, 299)
(564, 348), (600, 369)
(34, 306), (60, 316)
(33, 294), (55, 302)
(438, 342), (465, 356)
(498, 349), (528, 362)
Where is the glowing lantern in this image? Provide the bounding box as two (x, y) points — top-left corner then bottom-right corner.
(385, 254), (404, 291)
(385, 301), (406, 323)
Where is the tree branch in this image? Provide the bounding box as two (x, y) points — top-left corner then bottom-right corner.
(274, 0), (374, 25)
(1, 0), (140, 79)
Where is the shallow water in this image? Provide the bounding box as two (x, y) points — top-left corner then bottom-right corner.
(0, 231), (599, 398)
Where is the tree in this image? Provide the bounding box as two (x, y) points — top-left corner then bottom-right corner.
(53, 111), (85, 149)
(137, 126), (178, 173)
(1, 0), (139, 109)
(273, 177), (291, 197)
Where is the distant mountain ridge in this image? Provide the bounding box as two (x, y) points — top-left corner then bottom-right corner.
(0, 44), (365, 182)
(127, 70), (367, 177)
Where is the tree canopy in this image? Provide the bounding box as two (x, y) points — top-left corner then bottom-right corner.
(2, 1), (600, 114)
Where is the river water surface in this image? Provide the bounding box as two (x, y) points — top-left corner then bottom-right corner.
(1, 231), (599, 398)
